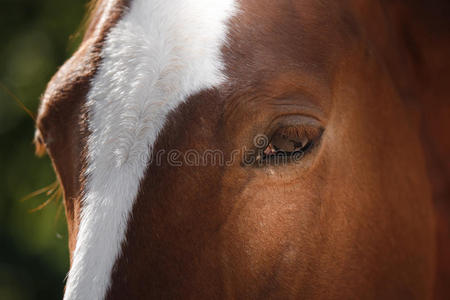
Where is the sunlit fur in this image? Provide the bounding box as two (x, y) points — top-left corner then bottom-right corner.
(63, 0), (237, 299)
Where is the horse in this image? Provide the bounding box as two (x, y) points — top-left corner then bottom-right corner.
(34, 0), (450, 299)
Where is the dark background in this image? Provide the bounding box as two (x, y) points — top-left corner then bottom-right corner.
(1, 0), (88, 299)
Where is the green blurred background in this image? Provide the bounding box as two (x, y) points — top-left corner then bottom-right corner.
(1, 0), (89, 299)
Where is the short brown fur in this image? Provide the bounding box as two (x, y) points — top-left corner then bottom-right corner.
(36, 0), (450, 298)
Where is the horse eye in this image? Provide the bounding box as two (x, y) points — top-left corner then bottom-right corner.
(257, 125), (322, 165)
(263, 134), (308, 156)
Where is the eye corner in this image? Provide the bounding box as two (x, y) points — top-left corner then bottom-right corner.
(34, 129), (47, 157)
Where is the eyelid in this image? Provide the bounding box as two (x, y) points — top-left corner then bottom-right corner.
(264, 115), (323, 143)
(275, 126), (322, 142)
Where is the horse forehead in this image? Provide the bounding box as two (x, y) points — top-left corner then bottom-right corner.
(36, 0), (126, 140)
(37, 0), (353, 128)
(40, 0), (355, 299)
(62, 1), (238, 299)
(222, 0), (356, 89)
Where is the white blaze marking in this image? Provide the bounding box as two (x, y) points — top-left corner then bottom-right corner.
(63, 0), (237, 299)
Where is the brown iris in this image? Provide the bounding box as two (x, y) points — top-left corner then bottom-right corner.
(260, 125), (322, 163)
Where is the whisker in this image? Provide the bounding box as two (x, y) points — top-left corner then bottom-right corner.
(21, 180), (63, 215)
(0, 81), (36, 121)
(20, 181), (58, 202)
(28, 186), (60, 213)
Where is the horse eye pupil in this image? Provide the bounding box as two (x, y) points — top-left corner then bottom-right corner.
(293, 141), (303, 150)
(263, 134), (308, 158)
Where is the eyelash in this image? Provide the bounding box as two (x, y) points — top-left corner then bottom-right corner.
(253, 125), (322, 166)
